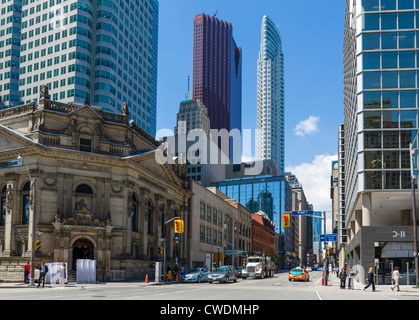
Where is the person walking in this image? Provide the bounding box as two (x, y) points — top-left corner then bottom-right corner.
(37, 262), (48, 288)
(23, 261), (30, 284)
(391, 266), (402, 292)
(339, 268), (347, 289)
(363, 267), (375, 292)
(59, 262), (66, 287)
(347, 267), (355, 289)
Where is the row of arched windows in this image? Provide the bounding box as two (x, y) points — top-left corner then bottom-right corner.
(0, 183), (157, 235)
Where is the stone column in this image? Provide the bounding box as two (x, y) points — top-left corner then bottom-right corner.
(362, 192), (372, 227)
(1, 180), (15, 257)
(23, 179), (36, 258)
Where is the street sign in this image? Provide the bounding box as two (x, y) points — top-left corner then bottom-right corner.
(320, 234), (338, 242)
(291, 210), (314, 216)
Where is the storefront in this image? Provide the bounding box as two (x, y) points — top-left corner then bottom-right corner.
(346, 226), (418, 285)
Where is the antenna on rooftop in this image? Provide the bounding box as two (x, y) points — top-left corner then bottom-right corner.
(213, 10), (218, 18)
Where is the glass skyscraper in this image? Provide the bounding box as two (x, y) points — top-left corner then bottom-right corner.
(212, 175), (292, 255)
(343, 0), (419, 281)
(193, 13), (242, 163)
(257, 15), (285, 172)
(0, 0), (159, 136)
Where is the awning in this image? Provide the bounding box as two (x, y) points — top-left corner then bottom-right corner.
(224, 250), (247, 256)
(381, 242), (415, 258)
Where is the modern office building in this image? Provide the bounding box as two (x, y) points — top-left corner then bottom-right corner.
(192, 13), (242, 162)
(0, 0), (159, 136)
(257, 15), (285, 172)
(212, 175), (292, 260)
(343, 0), (419, 284)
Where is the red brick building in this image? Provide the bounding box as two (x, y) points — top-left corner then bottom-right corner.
(252, 211), (277, 255)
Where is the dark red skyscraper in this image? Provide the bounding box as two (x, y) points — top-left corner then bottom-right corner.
(193, 13), (242, 137)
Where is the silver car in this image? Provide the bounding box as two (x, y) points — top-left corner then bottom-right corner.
(208, 266), (238, 283)
(180, 268), (209, 283)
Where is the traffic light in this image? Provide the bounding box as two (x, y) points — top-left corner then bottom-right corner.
(174, 219), (184, 233)
(35, 240), (41, 251)
(282, 213), (290, 228)
(158, 247), (164, 255)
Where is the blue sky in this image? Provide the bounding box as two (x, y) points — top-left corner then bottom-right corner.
(156, 0), (345, 215)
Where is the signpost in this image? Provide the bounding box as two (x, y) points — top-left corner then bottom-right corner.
(320, 234), (338, 242)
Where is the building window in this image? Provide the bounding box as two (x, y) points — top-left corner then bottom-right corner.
(79, 138), (92, 152)
(75, 184), (93, 211)
(22, 182), (31, 225)
(132, 193), (138, 232)
(0, 185), (6, 226)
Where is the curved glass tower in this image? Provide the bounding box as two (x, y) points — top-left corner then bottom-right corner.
(257, 15), (284, 173)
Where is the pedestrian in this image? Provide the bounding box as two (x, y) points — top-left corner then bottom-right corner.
(391, 266), (402, 292)
(363, 267), (375, 292)
(339, 268), (347, 289)
(180, 265), (185, 275)
(59, 262), (66, 287)
(336, 267), (339, 278)
(347, 267), (355, 290)
(37, 262), (48, 288)
(23, 261), (30, 284)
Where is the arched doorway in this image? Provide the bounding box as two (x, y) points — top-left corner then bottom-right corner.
(72, 238), (94, 271)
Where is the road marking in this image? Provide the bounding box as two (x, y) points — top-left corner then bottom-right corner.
(315, 290), (322, 300)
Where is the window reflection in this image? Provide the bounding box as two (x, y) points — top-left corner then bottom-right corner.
(382, 52), (398, 69)
(382, 71), (398, 88)
(400, 110), (416, 127)
(381, 0), (396, 10)
(385, 171), (400, 189)
(383, 130), (399, 148)
(383, 110), (399, 128)
(383, 150), (399, 168)
(364, 33), (381, 50)
(401, 130), (416, 148)
(365, 171), (382, 189)
(364, 52), (381, 69)
(383, 91), (398, 108)
(382, 32), (397, 49)
(364, 91), (381, 108)
(400, 71), (415, 88)
(362, 0), (380, 11)
(399, 32), (415, 48)
(363, 14), (379, 30)
(365, 130), (382, 148)
(399, 51), (415, 69)
(365, 151), (382, 169)
(399, 12), (414, 30)
(400, 91), (416, 108)
(381, 13), (397, 30)
(364, 72), (381, 89)
(364, 111), (382, 128)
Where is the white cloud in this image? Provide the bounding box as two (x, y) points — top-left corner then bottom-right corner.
(294, 116), (320, 137)
(286, 154), (337, 233)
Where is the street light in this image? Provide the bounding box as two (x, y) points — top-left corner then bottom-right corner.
(17, 153), (37, 286)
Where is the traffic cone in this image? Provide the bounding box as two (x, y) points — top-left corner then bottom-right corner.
(176, 275), (178, 282)
(145, 274), (149, 283)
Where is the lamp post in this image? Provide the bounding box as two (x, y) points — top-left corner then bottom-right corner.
(17, 153), (36, 286)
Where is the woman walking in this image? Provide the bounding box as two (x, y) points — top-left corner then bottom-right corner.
(363, 267), (375, 292)
(391, 266), (402, 291)
(339, 268), (347, 289)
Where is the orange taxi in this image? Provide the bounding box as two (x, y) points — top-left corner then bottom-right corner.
(288, 268), (310, 282)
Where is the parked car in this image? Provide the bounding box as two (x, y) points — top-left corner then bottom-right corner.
(208, 266), (238, 283)
(236, 266), (243, 278)
(180, 268), (209, 283)
(288, 268), (310, 282)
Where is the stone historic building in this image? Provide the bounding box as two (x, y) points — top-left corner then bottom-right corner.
(0, 87), (191, 282)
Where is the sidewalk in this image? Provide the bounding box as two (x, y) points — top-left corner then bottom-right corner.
(314, 272), (419, 299)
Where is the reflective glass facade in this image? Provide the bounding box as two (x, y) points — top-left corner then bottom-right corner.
(212, 175), (292, 254)
(257, 15), (285, 172)
(0, 0), (158, 136)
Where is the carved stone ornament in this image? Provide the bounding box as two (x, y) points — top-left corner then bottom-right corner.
(43, 173), (58, 187)
(111, 181), (122, 194)
(6, 184), (13, 213)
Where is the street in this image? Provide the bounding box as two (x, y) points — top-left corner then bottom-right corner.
(1, 270), (419, 301)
